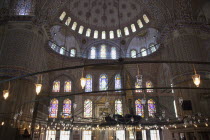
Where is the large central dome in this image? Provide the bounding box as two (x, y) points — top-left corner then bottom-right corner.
(66, 0), (146, 29)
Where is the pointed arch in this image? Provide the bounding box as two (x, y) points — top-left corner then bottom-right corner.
(135, 99), (144, 117)
(84, 99), (92, 118)
(85, 74), (92, 92)
(49, 98), (58, 118)
(64, 80), (71, 92)
(148, 99), (156, 117)
(99, 74), (108, 91)
(52, 81), (60, 92)
(115, 100), (123, 115)
(62, 99), (71, 118)
(146, 81), (153, 93)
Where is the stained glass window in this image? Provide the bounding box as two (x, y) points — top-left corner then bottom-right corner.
(70, 49), (76, 57)
(143, 14), (150, 23)
(72, 22), (77, 30)
(99, 74), (108, 91)
(115, 74), (121, 90)
(52, 81), (60, 92)
(84, 99), (92, 118)
(90, 47), (96, 59)
(141, 48), (147, 57)
(131, 50), (137, 58)
(65, 17), (71, 26)
(135, 82), (142, 93)
(146, 81), (153, 93)
(117, 29), (122, 37)
(78, 26), (84, 34)
(86, 28), (91, 37)
(115, 100), (123, 115)
(102, 31), (106, 39)
(100, 45), (106, 59)
(62, 99), (71, 118)
(59, 11), (66, 21)
(85, 74), (92, 92)
(64, 81), (71, 92)
(148, 99), (156, 117)
(131, 24), (136, 32)
(60, 47), (65, 55)
(150, 45), (156, 53)
(124, 27), (129, 36)
(111, 47), (117, 59)
(135, 99), (144, 117)
(110, 31), (114, 39)
(49, 99), (58, 118)
(137, 19), (143, 28)
(94, 30), (98, 39)
(82, 131), (92, 140)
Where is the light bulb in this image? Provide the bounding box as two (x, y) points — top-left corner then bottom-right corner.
(192, 74), (200, 87)
(80, 77), (86, 89)
(35, 84), (42, 95)
(3, 90), (9, 100)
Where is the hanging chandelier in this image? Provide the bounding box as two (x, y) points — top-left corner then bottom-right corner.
(35, 75), (42, 95)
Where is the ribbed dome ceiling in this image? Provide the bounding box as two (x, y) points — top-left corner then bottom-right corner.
(66, 0), (146, 29)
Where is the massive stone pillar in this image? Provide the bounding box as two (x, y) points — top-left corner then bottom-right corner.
(0, 21), (47, 137)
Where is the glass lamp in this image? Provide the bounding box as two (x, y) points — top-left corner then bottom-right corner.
(35, 84), (42, 95)
(80, 77), (86, 89)
(3, 90), (9, 100)
(192, 74), (200, 87)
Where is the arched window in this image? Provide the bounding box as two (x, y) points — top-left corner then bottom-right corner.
(65, 17), (71, 26)
(60, 47), (65, 55)
(78, 26), (84, 34)
(148, 99), (156, 117)
(94, 30), (98, 39)
(64, 80), (71, 92)
(84, 99), (92, 118)
(115, 74), (121, 90)
(110, 31), (114, 39)
(146, 81), (153, 93)
(137, 19), (143, 28)
(124, 27), (129, 36)
(141, 48), (147, 57)
(90, 47), (96, 59)
(100, 45), (106, 59)
(72, 22), (77, 30)
(117, 29), (122, 37)
(86, 28), (91, 37)
(131, 24), (136, 32)
(59, 11), (66, 21)
(85, 74), (92, 92)
(51, 43), (56, 50)
(70, 49), (76, 57)
(150, 44), (157, 53)
(143, 14), (149, 23)
(52, 81), (60, 92)
(135, 82), (142, 93)
(115, 100), (123, 115)
(62, 99), (71, 118)
(131, 50), (137, 58)
(49, 99), (58, 118)
(99, 74), (108, 91)
(135, 99), (144, 117)
(111, 47), (117, 59)
(102, 31), (106, 39)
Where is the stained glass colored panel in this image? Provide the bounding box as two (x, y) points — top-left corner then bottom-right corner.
(146, 81), (153, 93)
(85, 74), (92, 92)
(111, 47), (117, 59)
(148, 99), (156, 117)
(135, 99), (144, 117)
(90, 47), (96, 59)
(135, 82), (142, 93)
(62, 99), (71, 118)
(115, 100), (123, 115)
(52, 81), (60, 92)
(64, 81), (71, 92)
(99, 74), (108, 91)
(84, 99), (92, 118)
(49, 99), (58, 118)
(100, 45), (106, 59)
(115, 74), (121, 90)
